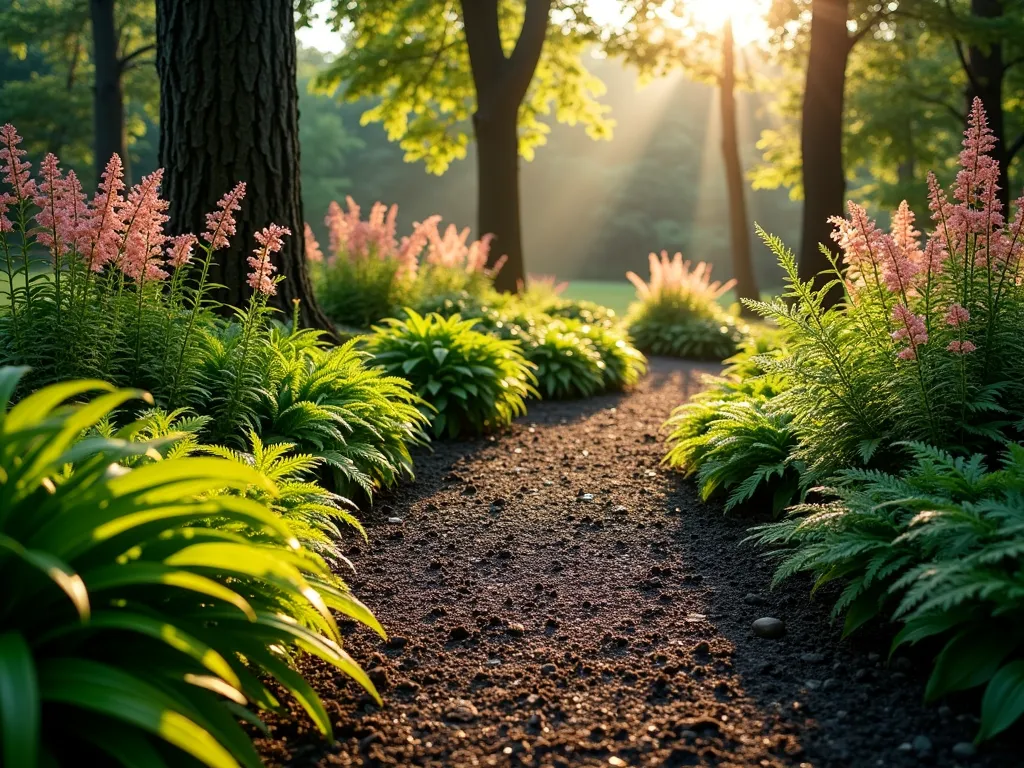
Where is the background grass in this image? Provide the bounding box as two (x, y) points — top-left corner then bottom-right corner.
(562, 280), (635, 316)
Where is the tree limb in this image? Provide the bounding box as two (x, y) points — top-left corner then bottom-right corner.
(506, 0), (553, 105)
(1009, 132), (1024, 163)
(119, 42), (156, 71)
(461, 0), (507, 105)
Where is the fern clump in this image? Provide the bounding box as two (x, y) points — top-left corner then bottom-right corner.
(625, 251), (743, 361)
(523, 319), (607, 399)
(365, 310), (537, 438)
(316, 255), (417, 329)
(749, 443), (1024, 742)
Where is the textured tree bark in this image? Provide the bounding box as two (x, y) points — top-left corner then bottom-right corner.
(90, 0), (128, 182)
(155, 0), (334, 332)
(461, 0), (552, 293)
(798, 0), (850, 303)
(719, 18), (759, 315)
(966, 0), (1009, 208)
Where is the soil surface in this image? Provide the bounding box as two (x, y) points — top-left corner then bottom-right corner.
(257, 358), (1020, 767)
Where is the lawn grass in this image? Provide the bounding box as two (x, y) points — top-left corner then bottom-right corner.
(561, 280), (635, 316)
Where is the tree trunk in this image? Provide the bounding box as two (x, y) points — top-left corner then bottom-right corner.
(798, 0), (850, 302)
(461, 0), (552, 293)
(474, 109), (524, 293)
(90, 0), (128, 182)
(155, 0), (334, 332)
(719, 18), (758, 314)
(966, 0), (1008, 208)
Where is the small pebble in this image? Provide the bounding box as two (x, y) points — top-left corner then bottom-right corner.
(507, 622), (526, 637)
(752, 617), (786, 639)
(445, 699), (479, 723)
(912, 735), (933, 755)
(578, 493), (595, 502)
(387, 517), (403, 524)
(952, 742), (976, 758)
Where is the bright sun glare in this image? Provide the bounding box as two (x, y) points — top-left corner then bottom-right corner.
(685, 0), (771, 45)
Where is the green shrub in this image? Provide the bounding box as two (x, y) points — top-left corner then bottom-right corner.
(625, 251), (743, 361)
(315, 256), (417, 329)
(749, 443), (1024, 742)
(0, 367), (382, 767)
(524, 319), (607, 399)
(542, 297), (619, 328)
(575, 321), (647, 390)
(365, 310), (537, 438)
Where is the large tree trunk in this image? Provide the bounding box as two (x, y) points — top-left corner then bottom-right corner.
(966, 0), (1008, 208)
(155, 0), (334, 332)
(798, 0), (850, 301)
(90, 0), (128, 182)
(719, 18), (758, 314)
(474, 108), (524, 293)
(461, 0), (552, 293)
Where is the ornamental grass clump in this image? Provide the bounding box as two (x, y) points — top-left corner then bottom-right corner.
(626, 251), (742, 360)
(365, 310), (537, 438)
(0, 367), (382, 768)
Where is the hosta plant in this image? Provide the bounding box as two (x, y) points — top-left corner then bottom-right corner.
(365, 310), (537, 438)
(575, 321), (647, 390)
(749, 442), (1024, 742)
(626, 251), (743, 360)
(0, 367), (382, 768)
(523, 319), (607, 400)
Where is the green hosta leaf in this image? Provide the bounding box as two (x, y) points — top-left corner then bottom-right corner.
(978, 660), (1024, 742)
(925, 629), (1017, 702)
(0, 632), (38, 768)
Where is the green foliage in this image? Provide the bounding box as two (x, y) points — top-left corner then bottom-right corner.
(523, 319), (607, 400)
(0, 367), (382, 767)
(627, 296), (742, 361)
(749, 442), (1024, 741)
(576, 321), (647, 391)
(365, 310), (537, 438)
(307, 0), (614, 174)
(314, 255), (417, 330)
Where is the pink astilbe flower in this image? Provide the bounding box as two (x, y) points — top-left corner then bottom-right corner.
(119, 170), (169, 282)
(947, 340), (977, 354)
(33, 153), (69, 259)
(919, 236), (947, 280)
(945, 303), (970, 327)
(830, 202), (886, 274)
(303, 223), (324, 263)
(891, 200), (922, 260)
(466, 233), (496, 274)
(0, 192), (13, 233)
(204, 182), (246, 250)
(59, 171), (88, 252)
(247, 223), (290, 295)
(0, 124), (34, 199)
(167, 233), (198, 268)
(891, 303), (928, 360)
(927, 172), (960, 255)
(325, 199), (354, 256)
(627, 251), (735, 303)
(395, 214), (442, 279)
(81, 155), (127, 272)
(956, 98), (1000, 205)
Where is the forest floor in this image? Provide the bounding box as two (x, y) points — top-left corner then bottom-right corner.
(257, 358), (1019, 768)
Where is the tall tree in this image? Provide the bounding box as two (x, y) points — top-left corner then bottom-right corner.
(0, 0), (156, 184)
(719, 17), (759, 310)
(307, 0), (614, 292)
(155, 0), (333, 330)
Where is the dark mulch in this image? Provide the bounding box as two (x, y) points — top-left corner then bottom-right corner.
(256, 358), (1020, 767)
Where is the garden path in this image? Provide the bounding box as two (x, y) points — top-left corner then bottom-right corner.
(258, 359), (1013, 768)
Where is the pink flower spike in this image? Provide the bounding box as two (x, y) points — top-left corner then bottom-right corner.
(0, 192), (14, 233)
(897, 347), (917, 361)
(33, 153), (68, 259)
(945, 303), (970, 328)
(203, 181), (246, 250)
(167, 233), (198, 268)
(891, 303), (928, 359)
(947, 340), (977, 355)
(83, 154), (127, 272)
(247, 223), (290, 296)
(0, 124), (34, 199)
(303, 223), (324, 263)
(119, 169), (169, 282)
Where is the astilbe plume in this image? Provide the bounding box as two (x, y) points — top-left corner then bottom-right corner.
(81, 154), (126, 272)
(0, 124), (34, 199)
(626, 251), (735, 303)
(204, 181), (246, 250)
(304, 222), (324, 263)
(119, 170), (169, 282)
(248, 223), (289, 295)
(166, 233), (197, 268)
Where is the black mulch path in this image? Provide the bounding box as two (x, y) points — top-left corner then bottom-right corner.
(256, 358), (1020, 767)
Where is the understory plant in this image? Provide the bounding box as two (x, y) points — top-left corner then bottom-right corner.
(523, 319), (607, 399)
(309, 197), (503, 329)
(364, 310), (537, 438)
(626, 251), (743, 360)
(0, 126), (426, 496)
(749, 443), (1024, 742)
(0, 367), (382, 768)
